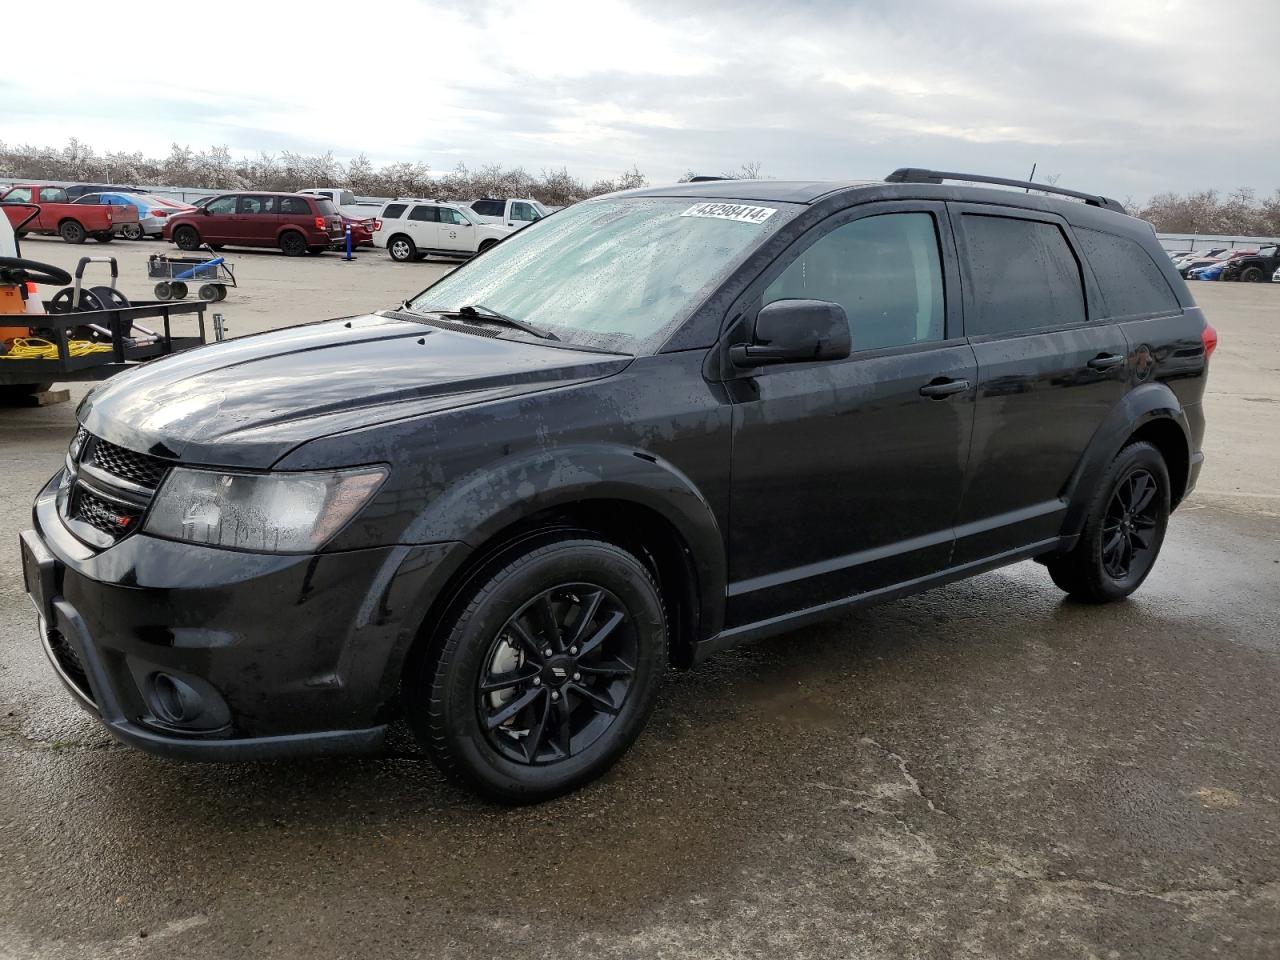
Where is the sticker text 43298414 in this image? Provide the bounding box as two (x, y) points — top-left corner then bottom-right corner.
(679, 202), (776, 225)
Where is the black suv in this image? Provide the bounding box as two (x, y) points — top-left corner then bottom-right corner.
(21, 169), (1215, 803)
(1220, 243), (1279, 282)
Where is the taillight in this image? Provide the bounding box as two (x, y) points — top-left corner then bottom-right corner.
(106, 211), (113, 222)
(373, 219), (382, 231)
(153, 209), (169, 217)
(314, 216), (326, 230)
(1201, 322), (1218, 360)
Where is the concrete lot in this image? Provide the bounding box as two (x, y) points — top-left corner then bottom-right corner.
(1, 237), (1278, 959)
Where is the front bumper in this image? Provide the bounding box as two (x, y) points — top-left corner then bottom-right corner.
(22, 472), (465, 761)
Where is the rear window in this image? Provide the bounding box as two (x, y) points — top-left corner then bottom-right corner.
(962, 215), (1086, 336)
(409, 205), (439, 222)
(339, 190), (356, 206)
(472, 200), (503, 217)
(382, 202), (408, 220)
(279, 196), (311, 215)
(1075, 228), (1180, 318)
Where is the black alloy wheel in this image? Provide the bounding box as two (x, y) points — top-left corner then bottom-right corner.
(1046, 441), (1170, 603)
(173, 226), (200, 251)
(59, 220), (86, 244)
(478, 584), (637, 765)
(1240, 266), (1264, 283)
(279, 231), (307, 257)
(1099, 468), (1160, 580)
(408, 536), (666, 803)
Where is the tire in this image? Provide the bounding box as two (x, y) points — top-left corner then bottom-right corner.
(169, 281), (188, 300)
(198, 283), (220, 301)
(154, 282), (172, 301)
(1240, 266), (1264, 283)
(1046, 441), (1171, 603)
(477, 239), (497, 254)
(388, 235), (416, 262)
(173, 226), (201, 251)
(279, 231), (307, 257)
(406, 536), (667, 803)
(121, 223), (144, 241)
(214, 285), (228, 301)
(59, 220), (86, 244)
(91, 232), (114, 243)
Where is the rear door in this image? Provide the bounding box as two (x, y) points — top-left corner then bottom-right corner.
(234, 195), (279, 246)
(406, 204), (441, 251)
(949, 204), (1130, 563)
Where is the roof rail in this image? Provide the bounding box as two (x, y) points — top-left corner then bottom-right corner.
(885, 168), (1126, 214)
(688, 175), (729, 183)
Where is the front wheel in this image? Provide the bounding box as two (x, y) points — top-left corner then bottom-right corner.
(1046, 441), (1170, 603)
(173, 226), (201, 251)
(121, 223), (144, 241)
(407, 536), (667, 803)
(1240, 266), (1264, 283)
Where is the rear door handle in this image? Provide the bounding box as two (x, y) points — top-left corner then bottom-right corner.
(919, 378), (970, 398)
(1087, 353), (1125, 371)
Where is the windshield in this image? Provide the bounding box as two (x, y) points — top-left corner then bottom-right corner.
(408, 197), (791, 353)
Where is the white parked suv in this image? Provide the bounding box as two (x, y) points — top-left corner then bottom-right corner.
(373, 199), (514, 262)
(469, 197), (547, 228)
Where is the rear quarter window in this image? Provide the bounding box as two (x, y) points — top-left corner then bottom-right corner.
(1076, 227), (1180, 317)
(962, 214), (1086, 336)
(313, 198), (338, 217)
(279, 197), (311, 215)
(382, 202), (408, 220)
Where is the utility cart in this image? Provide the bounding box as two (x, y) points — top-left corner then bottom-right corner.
(146, 250), (237, 302)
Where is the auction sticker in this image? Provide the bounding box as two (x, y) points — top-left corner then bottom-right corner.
(680, 202), (776, 225)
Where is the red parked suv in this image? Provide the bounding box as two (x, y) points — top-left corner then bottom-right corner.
(162, 192), (344, 256)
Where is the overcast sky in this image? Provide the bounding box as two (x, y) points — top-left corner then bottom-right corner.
(5, 0), (1276, 200)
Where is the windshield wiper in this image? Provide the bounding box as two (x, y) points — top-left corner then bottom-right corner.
(454, 304), (559, 341)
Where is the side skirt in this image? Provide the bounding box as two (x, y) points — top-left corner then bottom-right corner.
(691, 536), (1063, 664)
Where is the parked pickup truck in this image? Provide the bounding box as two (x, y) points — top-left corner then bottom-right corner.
(468, 197), (548, 228)
(0, 184), (138, 244)
(296, 187), (382, 220)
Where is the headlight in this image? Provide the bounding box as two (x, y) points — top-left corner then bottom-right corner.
(144, 466), (387, 553)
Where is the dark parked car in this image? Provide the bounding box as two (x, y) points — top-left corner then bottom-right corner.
(21, 169), (1215, 803)
(161, 191), (344, 256)
(1219, 243), (1280, 282)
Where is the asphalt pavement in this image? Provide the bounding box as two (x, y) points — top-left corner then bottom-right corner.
(1, 240), (1277, 959)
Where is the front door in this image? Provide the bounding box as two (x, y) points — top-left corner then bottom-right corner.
(200, 194), (239, 244)
(726, 202), (977, 629)
(948, 204), (1131, 563)
(436, 206), (474, 254)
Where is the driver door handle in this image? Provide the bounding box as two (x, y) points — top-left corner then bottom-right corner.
(1087, 353), (1125, 371)
(919, 378), (970, 398)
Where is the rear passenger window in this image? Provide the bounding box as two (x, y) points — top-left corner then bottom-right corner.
(278, 197), (310, 215)
(409, 205), (439, 222)
(382, 203), (407, 219)
(1076, 228), (1182, 317)
(763, 212), (945, 351)
(962, 215), (1085, 336)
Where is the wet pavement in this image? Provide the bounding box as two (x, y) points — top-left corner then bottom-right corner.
(1, 254), (1278, 958)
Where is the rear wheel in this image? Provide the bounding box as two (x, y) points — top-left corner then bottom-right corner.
(59, 220), (86, 244)
(1240, 266), (1264, 283)
(154, 282), (172, 300)
(388, 235), (416, 262)
(406, 536), (667, 803)
(279, 231), (307, 257)
(198, 283), (220, 301)
(1046, 441), (1170, 603)
(173, 226), (201, 251)
(169, 281), (188, 300)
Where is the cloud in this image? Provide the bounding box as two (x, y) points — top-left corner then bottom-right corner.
(4, 0), (1277, 198)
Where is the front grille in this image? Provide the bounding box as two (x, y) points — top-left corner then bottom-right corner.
(86, 438), (169, 489)
(71, 488), (143, 537)
(46, 628), (95, 705)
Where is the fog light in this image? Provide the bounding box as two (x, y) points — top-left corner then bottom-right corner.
(148, 672), (204, 724)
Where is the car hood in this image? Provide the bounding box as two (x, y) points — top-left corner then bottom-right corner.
(78, 312), (631, 469)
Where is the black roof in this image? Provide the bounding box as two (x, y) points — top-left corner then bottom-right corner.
(624, 180), (876, 204)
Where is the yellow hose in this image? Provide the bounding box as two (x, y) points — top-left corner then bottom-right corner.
(3, 337), (114, 359)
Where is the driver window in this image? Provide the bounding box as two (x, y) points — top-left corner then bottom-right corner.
(511, 202), (537, 222)
(3, 188), (33, 203)
(763, 212), (945, 351)
(206, 196), (238, 215)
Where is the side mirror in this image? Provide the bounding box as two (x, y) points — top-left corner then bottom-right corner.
(729, 299), (851, 366)
(199, 206), (211, 215)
